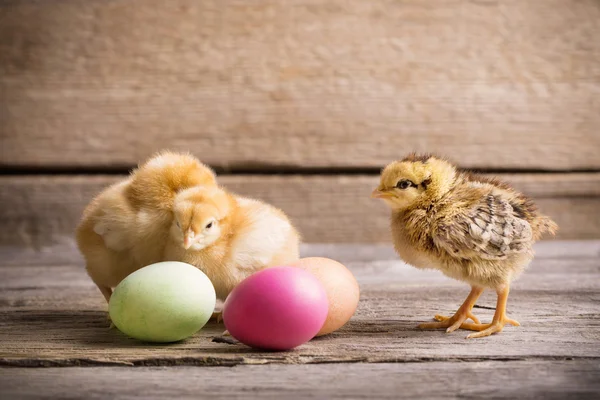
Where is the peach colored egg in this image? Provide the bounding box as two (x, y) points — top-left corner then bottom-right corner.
(291, 257), (360, 336)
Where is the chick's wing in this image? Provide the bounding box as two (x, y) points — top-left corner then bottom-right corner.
(432, 193), (532, 260)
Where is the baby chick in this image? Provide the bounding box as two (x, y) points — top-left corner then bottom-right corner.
(372, 154), (557, 338)
(76, 152), (217, 303)
(165, 185), (301, 301)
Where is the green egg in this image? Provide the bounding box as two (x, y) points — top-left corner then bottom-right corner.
(109, 261), (216, 343)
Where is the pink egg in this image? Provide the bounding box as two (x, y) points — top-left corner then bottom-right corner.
(222, 266), (329, 351)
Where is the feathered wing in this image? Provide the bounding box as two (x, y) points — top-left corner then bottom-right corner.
(432, 193), (533, 260)
(90, 180), (138, 252)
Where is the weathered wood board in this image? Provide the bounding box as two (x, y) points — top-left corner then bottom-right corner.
(1, 242), (598, 399)
(1, 361), (600, 400)
(1, 242), (599, 367)
(0, 174), (598, 257)
(1, 0), (599, 170)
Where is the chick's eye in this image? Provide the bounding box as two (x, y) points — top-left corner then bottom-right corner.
(205, 222), (213, 230)
(396, 180), (413, 190)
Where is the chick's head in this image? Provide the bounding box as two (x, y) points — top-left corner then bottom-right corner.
(172, 186), (230, 250)
(372, 154), (456, 211)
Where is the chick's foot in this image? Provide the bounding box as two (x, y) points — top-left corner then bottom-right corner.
(465, 284), (520, 339)
(435, 311), (480, 324)
(419, 310), (480, 333)
(419, 286), (484, 333)
(463, 318), (520, 339)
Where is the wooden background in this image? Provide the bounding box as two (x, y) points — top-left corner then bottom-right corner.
(1, 0), (599, 259)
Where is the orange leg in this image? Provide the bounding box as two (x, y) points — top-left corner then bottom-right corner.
(419, 286), (484, 333)
(463, 284), (520, 339)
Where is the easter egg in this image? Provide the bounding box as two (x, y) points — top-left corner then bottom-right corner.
(222, 266), (328, 350)
(109, 261), (216, 343)
(291, 257), (360, 336)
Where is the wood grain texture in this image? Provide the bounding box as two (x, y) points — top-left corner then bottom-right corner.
(1, 0), (599, 170)
(0, 173), (598, 259)
(1, 243), (599, 398)
(1, 242), (599, 367)
(1, 361), (599, 400)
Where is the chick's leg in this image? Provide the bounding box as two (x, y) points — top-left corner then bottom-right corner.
(98, 285), (113, 304)
(211, 311), (223, 324)
(419, 286), (484, 333)
(95, 284), (115, 329)
(211, 312), (230, 336)
(464, 285), (520, 339)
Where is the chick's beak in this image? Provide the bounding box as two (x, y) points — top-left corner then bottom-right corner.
(371, 188), (390, 199)
(183, 230), (195, 250)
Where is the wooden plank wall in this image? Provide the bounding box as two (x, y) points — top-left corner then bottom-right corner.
(1, 0), (599, 257)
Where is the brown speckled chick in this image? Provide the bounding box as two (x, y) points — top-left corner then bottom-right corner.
(372, 154), (557, 338)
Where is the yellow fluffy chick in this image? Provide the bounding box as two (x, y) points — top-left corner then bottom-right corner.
(372, 154), (557, 338)
(76, 152), (217, 303)
(165, 185), (301, 301)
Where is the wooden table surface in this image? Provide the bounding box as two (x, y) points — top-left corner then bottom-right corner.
(1, 241), (599, 399)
